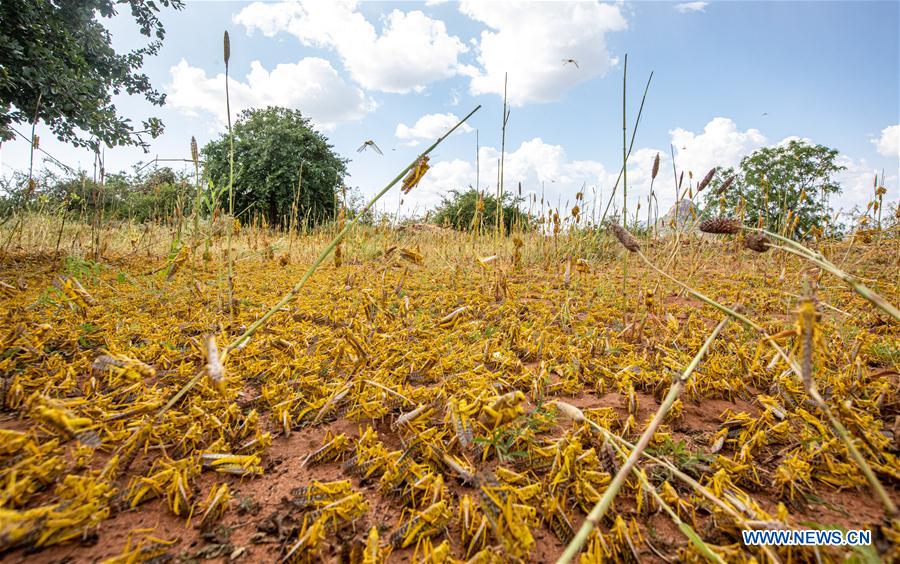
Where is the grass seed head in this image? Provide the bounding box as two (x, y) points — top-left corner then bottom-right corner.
(697, 167), (716, 193)
(608, 222), (640, 253)
(223, 31), (231, 65)
(717, 175), (735, 194)
(699, 217), (742, 235)
(651, 153), (660, 180)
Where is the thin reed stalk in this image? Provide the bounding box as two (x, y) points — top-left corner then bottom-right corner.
(497, 73), (510, 239)
(742, 226), (900, 322)
(599, 69), (654, 225)
(620, 54), (629, 320)
(554, 400), (783, 563)
(635, 248), (898, 518)
(224, 31), (235, 320)
(558, 316), (730, 563)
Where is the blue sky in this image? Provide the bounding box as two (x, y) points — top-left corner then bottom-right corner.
(1, 0), (898, 218)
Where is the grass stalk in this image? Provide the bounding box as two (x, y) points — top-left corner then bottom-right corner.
(224, 31), (235, 321)
(637, 247), (898, 518)
(555, 401), (784, 563)
(497, 73), (509, 239)
(599, 68), (653, 225)
(620, 54), (629, 321)
(558, 316), (730, 563)
(744, 226), (899, 322)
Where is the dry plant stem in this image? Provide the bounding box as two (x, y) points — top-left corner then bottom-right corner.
(771, 241), (899, 321)
(599, 70), (654, 225)
(620, 55), (629, 320)
(225, 33), (235, 322)
(603, 439), (726, 564)
(593, 424), (783, 564)
(637, 250), (899, 518)
(752, 229), (900, 322)
(224, 105), (481, 357)
(558, 316), (730, 564)
(497, 72), (509, 239)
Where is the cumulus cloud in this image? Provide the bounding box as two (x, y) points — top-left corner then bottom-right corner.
(670, 117), (767, 178)
(831, 154), (897, 215)
(167, 58), (375, 130)
(674, 2), (709, 14)
(234, 1), (467, 93)
(459, 1), (627, 105)
(395, 118), (892, 223)
(872, 124), (900, 158)
(395, 113), (473, 145)
(665, 120), (893, 215)
(412, 137), (614, 213)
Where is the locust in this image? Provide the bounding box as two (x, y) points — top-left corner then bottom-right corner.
(390, 499), (451, 548)
(402, 156), (430, 194)
(477, 391), (526, 429)
(301, 432), (349, 468)
(194, 483), (231, 529)
(199, 453), (263, 476)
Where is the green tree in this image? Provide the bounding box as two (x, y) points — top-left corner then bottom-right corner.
(0, 0), (183, 150)
(432, 188), (532, 234)
(202, 107), (347, 227)
(704, 140), (844, 238)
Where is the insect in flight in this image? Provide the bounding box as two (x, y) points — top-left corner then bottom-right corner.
(357, 140), (383, 155)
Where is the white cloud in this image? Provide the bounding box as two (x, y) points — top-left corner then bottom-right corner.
(410, 138), (682, 222)
(389, 118), (894, 224)
(234, 1), (467, 93)
(872, 124), (900, 158)
(412, 137), (614, 212)
(665, 121), (895, 216)
(832, 154), (897, 214)
(675, 2), (709, 14)
(459, 1), (627, 105)
(395, 113), (473, 141)
(776, 135), (814, 146)
(670, 117), (767, 178)
(167, 58), (375, 130)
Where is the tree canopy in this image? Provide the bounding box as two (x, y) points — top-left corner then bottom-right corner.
(703, 140), (844, 238)
(0, 0), (183, 150)
(202, 107), (347, 227)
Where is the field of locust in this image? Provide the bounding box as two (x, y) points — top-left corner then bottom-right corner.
(0, 212), (898, 563)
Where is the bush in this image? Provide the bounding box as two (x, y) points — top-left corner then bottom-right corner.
(202, 107), (347, 228)
(432, 188), (532, 234)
